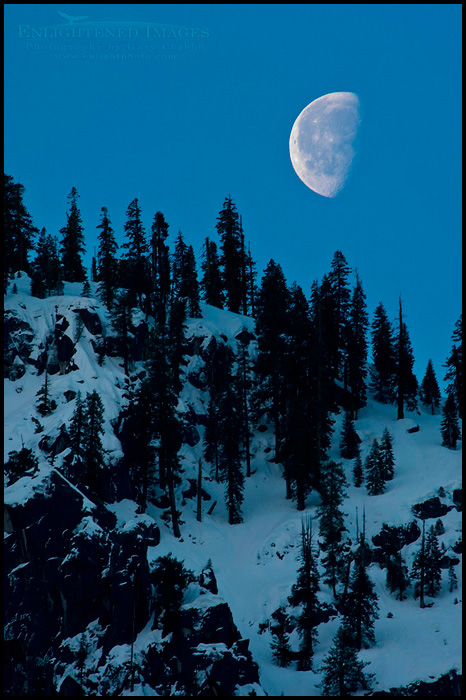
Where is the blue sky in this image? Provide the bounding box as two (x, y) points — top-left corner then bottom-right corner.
(4, 4), (462, 387)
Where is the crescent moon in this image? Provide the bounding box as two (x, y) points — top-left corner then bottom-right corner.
(289, 92), (361, 198)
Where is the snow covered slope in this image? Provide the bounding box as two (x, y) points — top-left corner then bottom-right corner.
(4, 273), (462, 696)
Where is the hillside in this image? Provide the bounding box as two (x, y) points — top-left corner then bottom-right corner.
(4, 273), (462, 696)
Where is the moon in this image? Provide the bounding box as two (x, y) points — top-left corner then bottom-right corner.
(289, 92), (361, 198)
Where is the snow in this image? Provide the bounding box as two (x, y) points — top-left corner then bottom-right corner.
(4, 276), (462, 696)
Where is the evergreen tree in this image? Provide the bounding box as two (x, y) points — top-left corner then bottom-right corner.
(328, 251), (352, 383)
(434, 518), (445, 536)
(245, 241), (258, 316)
(353, 451), (364, 487)
(319, 625), (373, 696)
(365, 439), (386, 495)
(168, 298), (188, 395)
(110, 290), (134, 376)
(237, 330), (253, 478)
(340, 412), (360, 460)
(346, 272), (369, 417)
(252, 260), (290, 460)
(91, 255), (98, 282)
(121, 381), (156, 512)
(183, 245), (202, 318)
(121, 198), (148, 308)
(4, 447), (39, 485)
(216, 196), (244, 313)
(318, 460), (347, 598)
(96, 206), (118, 309)
(81, 280), (91, 297)
(30, 229), (63, 298)
(150, 211), (171, 323)
(448, 564), (458, 592)
(200, 237), (224, 308)
(411, 520), (427, 607)
(395, 298), (418, 418)
(424, 525), (443, 598)
(4, 174), (38, 286)
(82, 390), (105, 495)
(67, 392), (86, 469)
(216, 346), (245, 524)
(152, 555), (194, 636)
(288, 517), (320, 670)
(444, 315), (462, 419)
(146, 326), (183, 538)
(419, 359), (441, 415)
(441, 392), (461, 450)
(370, 302), (397, 403)
(379, 428), (395, 481)
(270, 607), (292, 668)
(343, 533), (379, 650)
(386, 549), (409, 600)
(59, 187), (86, 283)
(281, 283), (315, 505)
(36, 369), (55, 416)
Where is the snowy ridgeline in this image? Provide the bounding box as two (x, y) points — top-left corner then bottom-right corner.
(4, 273), (462, 697)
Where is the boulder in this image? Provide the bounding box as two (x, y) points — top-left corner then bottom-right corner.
(452, 488), (462, 511)
(412, 497), (453, 520)
(73, 308), (102, 336)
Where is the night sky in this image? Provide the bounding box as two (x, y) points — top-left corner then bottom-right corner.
(4, 4), (462, 386)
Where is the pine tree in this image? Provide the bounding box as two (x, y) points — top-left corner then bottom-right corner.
(434, 518), (445, 536)
(252, 259), (290, 460)
(216, 346), (245, 524)
(379, 428), (395, 481)
(121, 198), (148, 308)
(121, 381), (156, 512)
(319, 625), (373, 696)
(353, 451), (364, 487)
(365, 439), (386, 495)
(386, 549), (409, 600)
(343, 533), (379, 650)
(82, 390), (105, 496)
(237, 330), (253, 478)
(168, 298), (188, 395)
(150, 211), (171, 323)
(245, 241), (258, 316)
(288, 517), (320, 670)
(152, 555), (194, 636)
(419, 359), (441, 415)
(81, 280), (91, 297)
(67, 392), (86, 470)
(318, 460), (347, 598)
(216, 196), (244, 313)
(36, 369), (55, 416)
(30, 229), (63, 298)
(4, 174), (38, 286)
(183, 245), (202, 318)
(395, 298), (418, 418)
(448, 564), (458, 592)
(270, 607), (292, 668)
(340, 412), (360, 459)
(4, 447), (39, 484)
(441, 392), (461, 450)
(97, 206), (118, 309)
(281, 283), (315, 505)
(346, 272), (369, 417)
(444, 315), (462, 419)
(370, 302), (397, 403)
(411, 520), (427, 607)
(424, 525), (443, 598)
(200, 238), (224, 309)
(91, 256), (98, 283)
(59, 187), (86, 283)
(146, 326), (183, 537)
(328, 251), (352, 383)
(110, 290), (133, 376)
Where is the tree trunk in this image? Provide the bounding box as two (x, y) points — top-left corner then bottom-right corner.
(167, 469), (180, 538)
(196, 459), (202, 522)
